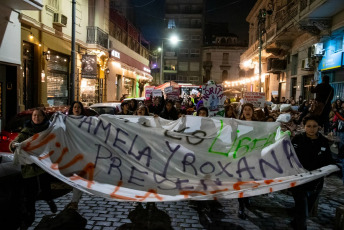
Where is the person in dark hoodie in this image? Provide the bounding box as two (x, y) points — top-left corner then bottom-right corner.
(159, 99), (178, 120)
(290, 115), (336, 229)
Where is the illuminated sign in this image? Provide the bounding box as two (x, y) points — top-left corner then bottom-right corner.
(111, 50), (120, 59)
(318, 51), (343, 71)
(143, 67), (151, 73)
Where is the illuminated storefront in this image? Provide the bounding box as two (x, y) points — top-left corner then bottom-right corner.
(107, 49), (152, 101)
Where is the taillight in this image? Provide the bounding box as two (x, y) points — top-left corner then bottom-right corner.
(0, 134), (9, 141)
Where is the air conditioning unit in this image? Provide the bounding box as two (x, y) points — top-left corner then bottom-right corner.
(267, 58), (287, 73)
(53, 13), (67, 27)
(301, 58), (313, 70)
(311, 43), (324, 57)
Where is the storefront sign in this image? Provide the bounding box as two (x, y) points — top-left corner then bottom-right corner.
(143, 67), (151, 73)
(244, 92), (266, 108)
(318, 51), (343, 71)
(81, 55), (97, 78)
(111, 50), (120, 59)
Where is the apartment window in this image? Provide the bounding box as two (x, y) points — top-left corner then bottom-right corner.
(191, 19), (201, 28)
(47, 0), (59, 11)
(183, 35), (189, 43)
(190, 49), (200, 57)
(222, 70), (228, 81)
(191, 35), (200, 43)
(190, 62), (200, 71)
(179, 48), (189, 58)
(168, 19), (176, 29)
(222, 53), (229, 64)
(179, 18), (189, 27)
(206, 53), (211, 61)
(179, 62), (188, 71)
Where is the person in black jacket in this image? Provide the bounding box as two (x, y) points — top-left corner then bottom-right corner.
(290, 115), (335, 230)
(159, 100), (178, 120)
(310, 75), (334, 134)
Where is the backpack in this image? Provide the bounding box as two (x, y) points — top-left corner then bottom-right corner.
(35, 208), (87, 230)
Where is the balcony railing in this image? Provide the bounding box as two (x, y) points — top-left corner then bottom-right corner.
(87, 26), (108, 49)
(276, 3), (298, 31)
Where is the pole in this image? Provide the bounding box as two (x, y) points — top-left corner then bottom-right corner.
(70, 0), (76, 103)
(258, 19), (262, 93)
(159, 40), (163, 84)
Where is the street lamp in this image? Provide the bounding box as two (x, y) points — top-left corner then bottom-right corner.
(159, 35), (180, 84)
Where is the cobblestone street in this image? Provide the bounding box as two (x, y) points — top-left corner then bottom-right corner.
(28, 172), (344, 230)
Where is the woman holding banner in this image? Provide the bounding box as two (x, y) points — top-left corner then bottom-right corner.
(237, 103), (257, 219)
(65, 101), (87, 210)
(290, 115), (335, 229)
(10, 108), (57, 229)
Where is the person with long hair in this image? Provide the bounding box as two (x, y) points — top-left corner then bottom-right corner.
(10, 108), (57, 229)
(237, 103), (256, 220)
(159, 100), (178, 120)
(65, 101), (87, 211)
(224, 105), (237, 118)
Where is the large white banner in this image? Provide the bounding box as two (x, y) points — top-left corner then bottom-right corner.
(15, 113), (338, 202)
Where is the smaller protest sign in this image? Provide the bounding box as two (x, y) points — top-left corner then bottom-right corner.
(164, 86), (173, 94)
(244, 92), (266, 108)
(166, 87), (180, 100)
(145, 86), (155, 100)
(152, 89), (163, 98)
(202, 84), (226, 117)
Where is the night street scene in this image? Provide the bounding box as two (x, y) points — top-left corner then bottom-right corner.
(1, 0), (344, 230)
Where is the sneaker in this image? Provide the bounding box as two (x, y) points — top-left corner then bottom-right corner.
(47, 200), (57, 213)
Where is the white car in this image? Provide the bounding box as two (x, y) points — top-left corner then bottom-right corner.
(90, 102), (122, 115)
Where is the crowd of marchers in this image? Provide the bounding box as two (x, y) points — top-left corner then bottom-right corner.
(4, 75), (344, 230)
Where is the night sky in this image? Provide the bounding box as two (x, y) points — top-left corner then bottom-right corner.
(132, 0), (257, 46)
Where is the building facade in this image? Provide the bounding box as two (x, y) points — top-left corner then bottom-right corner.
(240, 0), (344, 102)
(0, 0), (43, 126)
(163, 0), (205, 85)
(0, 0), (152, 127)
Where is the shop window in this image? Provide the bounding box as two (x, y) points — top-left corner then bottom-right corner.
(80, 78), (98, 105)
(124, 77), (134, 97)
(302, 75), (313, 100)
(47, 52), (69, 106)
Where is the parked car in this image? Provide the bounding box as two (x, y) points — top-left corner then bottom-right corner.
(90, 102), (122, 115)
(0, 106), (98, 153)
